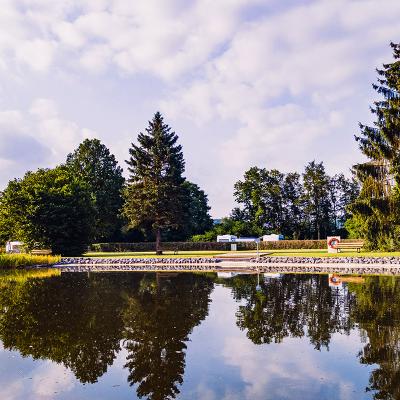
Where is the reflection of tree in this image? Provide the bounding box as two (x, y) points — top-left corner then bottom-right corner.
(123, 273), (213, 400)
(224, 274), (355, 349)
(349, 277), (400, 400)
(0, 273), (133, 383)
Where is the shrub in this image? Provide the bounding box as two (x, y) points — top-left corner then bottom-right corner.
(89, 239), (361, 252)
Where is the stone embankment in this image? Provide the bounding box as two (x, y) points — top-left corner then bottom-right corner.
(250, 256), (400, 264)
(57, 257), (219, 272)
(249, 256), (400, 275)
(53, 256), (400, 275)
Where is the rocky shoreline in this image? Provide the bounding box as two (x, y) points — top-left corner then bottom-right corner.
(52, 256), (400, 275)
(251, 256), (400, 264)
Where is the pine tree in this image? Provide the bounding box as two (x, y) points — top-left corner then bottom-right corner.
(122, 112), (187, 254)
(350, 42), (400, 249)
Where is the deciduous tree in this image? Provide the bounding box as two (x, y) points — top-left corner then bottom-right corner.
(66, 138), (125, 242)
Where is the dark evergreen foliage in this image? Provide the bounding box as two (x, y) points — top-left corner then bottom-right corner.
(350, 42), (400, 249)
(122, 112), (189, 252)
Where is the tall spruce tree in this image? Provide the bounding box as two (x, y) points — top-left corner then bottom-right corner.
(122, 112), (187, 253)
(350, 42), (400, 249)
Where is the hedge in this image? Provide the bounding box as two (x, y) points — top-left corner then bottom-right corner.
(89, 239), (361, 253)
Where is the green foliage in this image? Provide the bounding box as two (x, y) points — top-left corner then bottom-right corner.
(66, 138), (125, 242)
(303, 161), (331, 239)
(191, 216), (258, 242)
(206, 162), (359, 241)
(161, 181), (213, 241)
(350, 43), (400, 250)
(0, 166), (95, 255)
(122, 112), (188, 252)
(181, 181), (213, 237)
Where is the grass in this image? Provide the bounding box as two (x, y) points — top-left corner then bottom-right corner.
(0, 253), (61, 269)
(83, 249), (400, 258)
(264, 249), (400, 257)
(83, 250), (225, 258)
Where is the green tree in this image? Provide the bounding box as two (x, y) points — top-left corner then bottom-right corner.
(282, 172), (305, 239)
(191, 216), (257, 242)
(165, 181), (213, 240)
(123, 112), (188, 253)
(233, 167), (285, 234)
(0, 166), (94, 255)
(66, 138), (125, 242)
(329, 174), (359, 236)
(303, 161), (331, 239)
(350, 42), (400, 249)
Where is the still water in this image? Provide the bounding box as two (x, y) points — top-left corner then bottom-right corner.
(0, 270), (398, 400)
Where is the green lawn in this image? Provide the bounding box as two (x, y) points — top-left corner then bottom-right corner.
(262, 249), (400, 257)
(83, 249), (400, 258)
(83, 250), (225, 258)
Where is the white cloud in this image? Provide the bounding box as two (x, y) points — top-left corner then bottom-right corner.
(0, 98), (98, 186)
(0, 0), (399, 215)
(15, 39), (55, 72)
(29, 98), (58, 119)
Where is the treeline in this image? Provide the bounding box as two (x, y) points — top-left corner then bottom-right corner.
(194, 162), (359, 241)
(0, 115), (213, 255)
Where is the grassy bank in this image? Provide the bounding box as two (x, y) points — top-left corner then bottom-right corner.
(0, 253), (61, 269)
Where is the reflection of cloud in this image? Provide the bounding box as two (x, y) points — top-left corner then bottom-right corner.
(0, 381), (24, 400)
(32, 361), (75, 397)
(222, 334), (362, 400)
(0, 345), (76, 400)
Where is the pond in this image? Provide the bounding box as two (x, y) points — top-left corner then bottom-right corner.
(0, 270), (398, 400)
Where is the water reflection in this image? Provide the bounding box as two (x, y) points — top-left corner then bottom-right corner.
(0, 270), (399, 399)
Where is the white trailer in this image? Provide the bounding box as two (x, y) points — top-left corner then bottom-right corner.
(5, 241), (24, 253)
(262, 234), (284, 241)
(217, 235), (237, 243)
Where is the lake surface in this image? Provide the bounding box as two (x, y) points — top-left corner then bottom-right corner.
(0, 270), (399, 400)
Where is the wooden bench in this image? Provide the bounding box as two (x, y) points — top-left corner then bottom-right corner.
(31, 249), (52, 255)
(334, 242), (364, 253)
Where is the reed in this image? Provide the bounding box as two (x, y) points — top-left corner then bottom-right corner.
(0, 253), (61, 269)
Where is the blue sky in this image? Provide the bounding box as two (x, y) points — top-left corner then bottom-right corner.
(0, 0), (399, 216)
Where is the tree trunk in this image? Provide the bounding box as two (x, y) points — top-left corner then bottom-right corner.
(155, 228), (162, 255)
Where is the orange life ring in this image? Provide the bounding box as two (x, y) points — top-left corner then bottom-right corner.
(328, 237), (340, 249)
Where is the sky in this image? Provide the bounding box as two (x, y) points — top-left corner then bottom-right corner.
(0, 0), (399, 217)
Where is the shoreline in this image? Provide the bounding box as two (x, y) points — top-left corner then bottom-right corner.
(53, 256), (400, 275)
